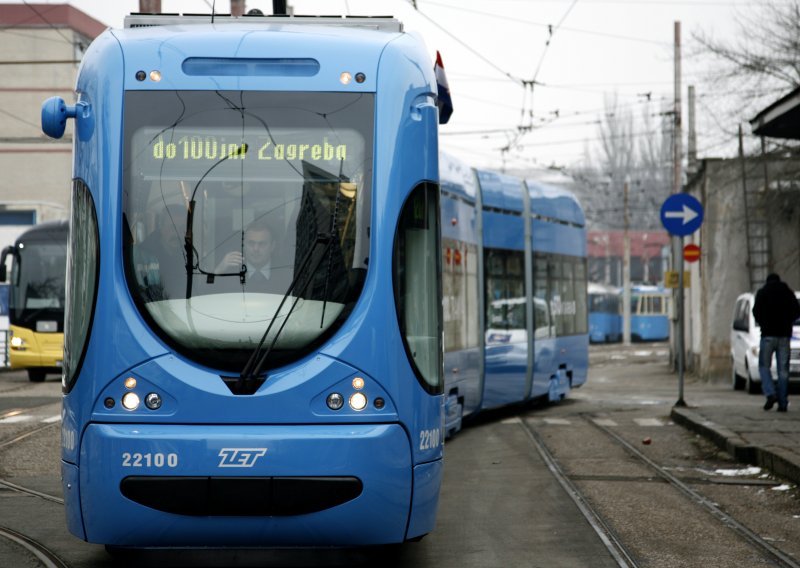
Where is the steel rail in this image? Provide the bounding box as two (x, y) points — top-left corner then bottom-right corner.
(0, 526), (69, 568)
(518, 418), (640, 568)
(589, 416), (800, 568)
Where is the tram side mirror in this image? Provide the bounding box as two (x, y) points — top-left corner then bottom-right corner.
(42, 96), (78, 139)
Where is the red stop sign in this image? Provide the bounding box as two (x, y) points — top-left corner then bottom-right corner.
(683, 244), (700, 263)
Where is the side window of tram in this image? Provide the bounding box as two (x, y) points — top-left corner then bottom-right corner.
(394, 182), (443, 394)
(64, 180), (100, 391)
(484, 248), (525, 331)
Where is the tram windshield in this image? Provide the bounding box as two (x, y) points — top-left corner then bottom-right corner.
(9, 232), (67, 330)
(123, 91), (374, 371)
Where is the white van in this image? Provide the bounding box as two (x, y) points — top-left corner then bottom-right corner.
(731, 291), (800, 393)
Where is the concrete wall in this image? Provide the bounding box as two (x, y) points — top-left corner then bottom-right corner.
(686, 157), (800, 380)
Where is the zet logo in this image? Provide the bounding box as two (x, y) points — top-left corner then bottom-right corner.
(217, 448), (267, 468)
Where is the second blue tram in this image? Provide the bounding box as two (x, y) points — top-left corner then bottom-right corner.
(44, 14), (443, 548)
(439, 154), (589, 436)
(630, 285), (670, 342)
(588, 282), (622, 343)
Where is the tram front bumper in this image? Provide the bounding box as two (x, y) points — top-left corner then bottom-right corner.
(76, 423), (416, 547)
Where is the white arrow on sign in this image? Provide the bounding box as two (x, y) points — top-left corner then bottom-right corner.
(664, 204), (699, 225)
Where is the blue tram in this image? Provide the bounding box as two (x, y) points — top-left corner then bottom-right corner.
(630, 284), (670, 342)
(43, 14), (443, 547)
(439, 154), (588, 437)
(588, 282), (622, 343)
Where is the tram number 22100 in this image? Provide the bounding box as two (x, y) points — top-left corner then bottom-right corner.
(122, 452), (179, 468)
(419, 428), (441, 451)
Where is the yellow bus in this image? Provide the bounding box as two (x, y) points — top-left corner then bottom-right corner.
(0, 221), (67, 382)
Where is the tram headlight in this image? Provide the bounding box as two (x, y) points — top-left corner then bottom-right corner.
(149, 70), (162, 82)
(340, 72), (352, 85)
(121, 392), (140, 411)
(124, 377), (137, 390)
(352, 377), (365, 390)
(144, 392), (162, 410)
(349, 392), (368, 412)
(9, 336), (24, 349)
(326, 393), (344, 411)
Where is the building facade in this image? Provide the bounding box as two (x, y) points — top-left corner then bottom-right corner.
(0, 4), (104, 247)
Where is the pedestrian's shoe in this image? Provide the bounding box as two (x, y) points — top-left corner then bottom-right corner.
(764, 395), (777, 410)
(777, 405), (788, 412)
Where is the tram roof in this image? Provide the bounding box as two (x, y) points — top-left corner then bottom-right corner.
(526, 180), (585, 227)
(108, 16), (406, 91)
(439, 152), (478, 202)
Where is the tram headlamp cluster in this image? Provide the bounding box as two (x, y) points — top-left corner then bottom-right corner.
(9, 336), (25, 350)
(118, 377), (162, 412)
(339, 72), (366, 85)
(325, 378), (384, 412)
(135, 70), (162, 82)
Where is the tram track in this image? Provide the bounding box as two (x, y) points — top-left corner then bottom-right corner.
(519, 413), (800, 568)
(519, 417), (641, 568)
(0, 526), (69, 568)
(0, 407), (69, 567)
(0, 417), (64, 504)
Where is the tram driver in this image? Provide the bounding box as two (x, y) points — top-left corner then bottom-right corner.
(214, 220), (292, 294)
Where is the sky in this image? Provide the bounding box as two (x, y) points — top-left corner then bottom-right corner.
(16, 0), (777, 172)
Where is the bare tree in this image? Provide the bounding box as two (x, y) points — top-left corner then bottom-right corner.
(569, 95), (671, 231)
(693, 1), (800, 123)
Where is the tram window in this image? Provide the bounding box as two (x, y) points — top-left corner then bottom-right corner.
(534, 252), (585, 337)
(63, 180), (99, 392)
(394, 182), (443, 394)
(443, 238), (479, 351)
(533, 255), (550, 338)
(574, 259), (588, 334)
(484, 248), (526, 332)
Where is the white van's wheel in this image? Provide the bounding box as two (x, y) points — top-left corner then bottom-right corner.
(731, 358), (745, 390)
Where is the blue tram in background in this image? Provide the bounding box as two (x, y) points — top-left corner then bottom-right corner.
(588, 282), (622, 343)
(43, 13), (587, 550)
(630, 284), (670, 342)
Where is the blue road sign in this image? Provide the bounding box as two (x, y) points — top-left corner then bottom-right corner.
(660, 194), (704, 236)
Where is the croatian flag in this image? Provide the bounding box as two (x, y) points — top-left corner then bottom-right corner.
(434, 51), (453, 124)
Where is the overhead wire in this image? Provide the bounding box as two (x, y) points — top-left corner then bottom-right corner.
(19, 1), (76, 46)
(408, 3), (525, 86)
(423, 1), (671, 46)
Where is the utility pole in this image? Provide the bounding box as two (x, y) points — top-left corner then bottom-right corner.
(622, 179), (631, 346)
(673, 21), (686, 407)
(687, 85), (697, 177)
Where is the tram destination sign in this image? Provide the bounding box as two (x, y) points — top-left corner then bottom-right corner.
(132, 127), (360, 181)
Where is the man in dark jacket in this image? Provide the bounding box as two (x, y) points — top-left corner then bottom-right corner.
(752, 274), (800, 411)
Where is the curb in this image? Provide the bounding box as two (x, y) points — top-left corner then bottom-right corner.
(670, 407), (800, 486)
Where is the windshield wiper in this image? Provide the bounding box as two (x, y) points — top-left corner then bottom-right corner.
(183, 144), (249, 299)
(232, 231), (334, 390)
